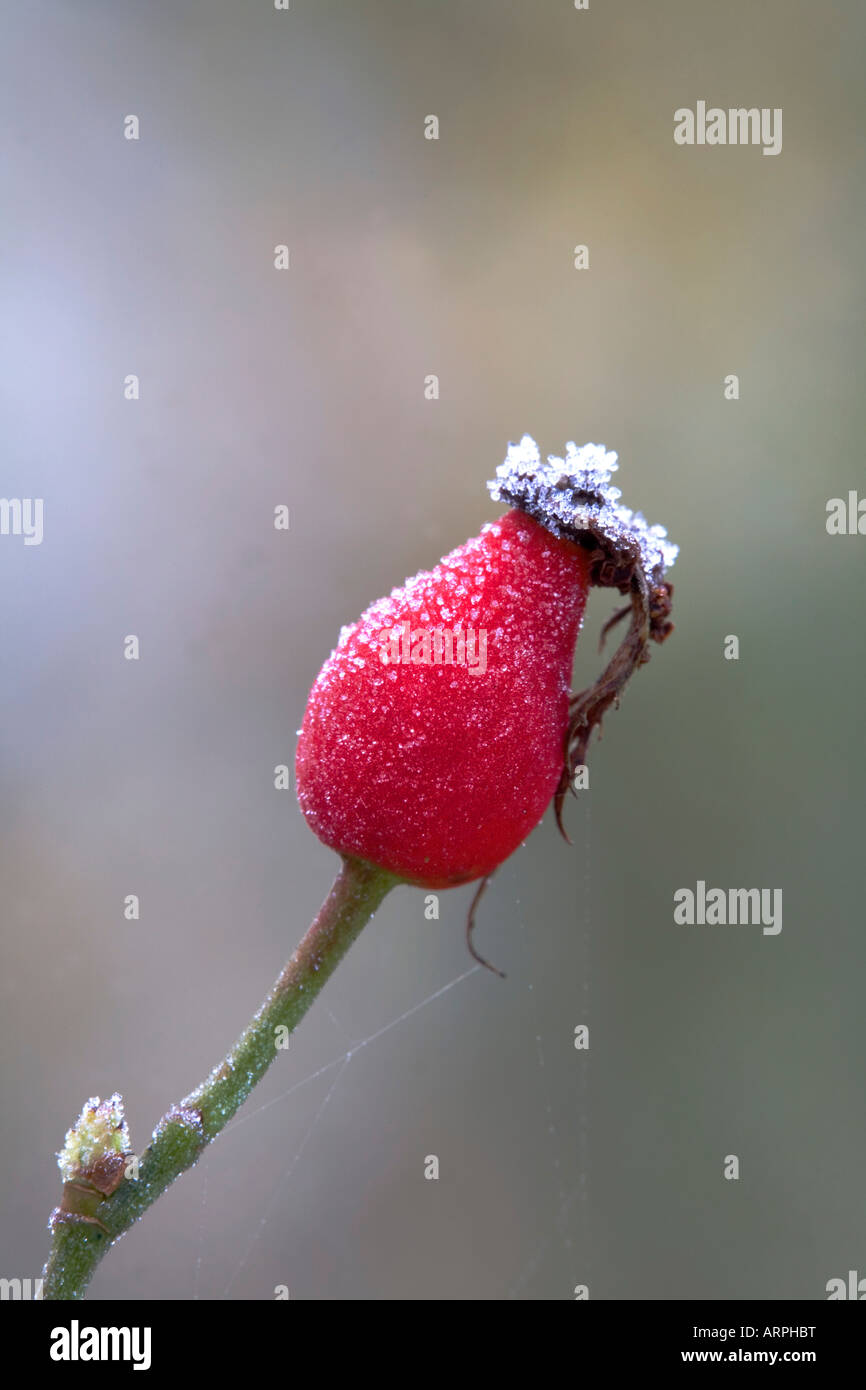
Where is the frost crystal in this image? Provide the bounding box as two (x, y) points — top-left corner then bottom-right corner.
(57, 1093), (131, 1183)
(488, 435), (678, 579)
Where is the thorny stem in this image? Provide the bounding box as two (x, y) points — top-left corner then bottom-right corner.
(42, 855), (397, 1300)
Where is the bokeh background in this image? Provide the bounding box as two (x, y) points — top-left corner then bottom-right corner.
(2, 0), (864, 1300)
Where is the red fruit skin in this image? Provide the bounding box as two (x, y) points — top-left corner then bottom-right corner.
(295, 510), (591, 888)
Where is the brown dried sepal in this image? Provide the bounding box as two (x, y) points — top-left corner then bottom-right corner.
(553, 517), (675, 840)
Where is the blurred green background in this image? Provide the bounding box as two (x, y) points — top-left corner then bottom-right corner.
(2, 0), (864, 1299)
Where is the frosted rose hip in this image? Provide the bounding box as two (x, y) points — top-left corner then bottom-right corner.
(297, 434), (678, 893)
(295, 510), (592, 887)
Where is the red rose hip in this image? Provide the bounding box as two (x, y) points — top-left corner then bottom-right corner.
(296, 508), (591, 887)
(296, 436), (678, 891)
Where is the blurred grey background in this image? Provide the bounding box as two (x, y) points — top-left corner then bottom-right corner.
(2, 0), (864, 1300)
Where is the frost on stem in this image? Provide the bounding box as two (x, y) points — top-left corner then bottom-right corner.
(51, 1094), (132, 1235)
(57, 1093), (131, 1188)
(488, 435), (679, 837)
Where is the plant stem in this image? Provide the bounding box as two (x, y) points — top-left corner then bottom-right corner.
(42, 854), (397, 1300)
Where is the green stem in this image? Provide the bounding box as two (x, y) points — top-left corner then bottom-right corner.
(42, 854), (397, 1300)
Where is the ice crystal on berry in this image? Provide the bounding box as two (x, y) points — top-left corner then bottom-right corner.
(488, 435), (678, 579)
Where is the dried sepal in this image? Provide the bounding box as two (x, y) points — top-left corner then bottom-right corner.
(488, 436), (678, 837)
